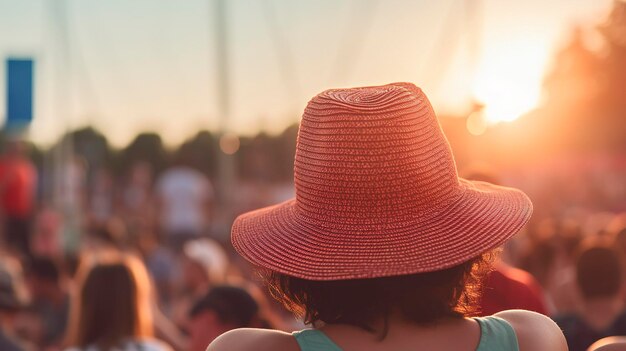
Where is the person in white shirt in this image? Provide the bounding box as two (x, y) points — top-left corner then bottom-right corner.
(155, 161), (213, 250)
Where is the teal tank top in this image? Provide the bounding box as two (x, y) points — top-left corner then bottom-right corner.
(292, 316), (519, 351)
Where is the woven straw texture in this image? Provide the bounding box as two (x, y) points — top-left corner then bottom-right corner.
(232, 82), (532, 281)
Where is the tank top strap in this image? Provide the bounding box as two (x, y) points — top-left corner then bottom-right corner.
(292, 329), (343, 351)
(473, 316), (520, 351)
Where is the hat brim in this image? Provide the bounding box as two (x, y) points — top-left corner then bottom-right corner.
(232, 178), (532, 281)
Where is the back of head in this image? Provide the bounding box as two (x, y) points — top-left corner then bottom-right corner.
(27, 257), (60, 284)
(26, 257), (62, 300)
(3, 139), (26, 158)
(612, 225), (626, 257)
(89, 219), (128, 249)
(190, 285), (259, 328)
(0, 257), (29, 313)
(184, 239), (229, 285)
(66, 254), (153, 348)
(188, 285), (263, 351)
(588, 336), (626, 351)
(576, 242), (622, 300)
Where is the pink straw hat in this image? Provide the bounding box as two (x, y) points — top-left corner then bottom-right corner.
(232, 82), (532, 281)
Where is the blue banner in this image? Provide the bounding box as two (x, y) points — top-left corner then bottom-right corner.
(6, 58), (34, 130)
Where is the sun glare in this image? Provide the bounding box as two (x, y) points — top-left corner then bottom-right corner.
(471, 43), (546, 125)
(473, 76), (541, 124)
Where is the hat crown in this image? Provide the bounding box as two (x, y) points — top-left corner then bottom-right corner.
(232, 83), (532, 280)
(294, 83), (460, 226)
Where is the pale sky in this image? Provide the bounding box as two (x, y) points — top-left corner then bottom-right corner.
(0, 0), (614, 147)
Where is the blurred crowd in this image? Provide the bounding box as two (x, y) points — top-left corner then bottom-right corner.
(0, 138), (294, 351)
(0, 134), (625, 351)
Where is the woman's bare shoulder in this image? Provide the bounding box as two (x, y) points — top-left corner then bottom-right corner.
(206, 328), (300, 351)
(494, 310), (568, 351)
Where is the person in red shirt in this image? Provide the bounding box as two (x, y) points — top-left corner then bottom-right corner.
(0, 140), (37, 257)
(479, 260), (548, 316)
(463, 169), (548, 316)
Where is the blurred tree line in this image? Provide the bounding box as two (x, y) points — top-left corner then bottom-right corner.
(442, 1), (626, 170)
(540, 1), (626, 150)
(14, 124), (298, 191)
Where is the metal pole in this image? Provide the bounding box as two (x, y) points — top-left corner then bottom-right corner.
(214, 0), (235, 239)
(50, 0), (80, 252)
(465, 0), (482, 90)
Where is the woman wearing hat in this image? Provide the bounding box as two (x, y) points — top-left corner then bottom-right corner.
(209, 83), (567, 351)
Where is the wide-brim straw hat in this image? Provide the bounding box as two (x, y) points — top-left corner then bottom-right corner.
(232, 82), (532, 281)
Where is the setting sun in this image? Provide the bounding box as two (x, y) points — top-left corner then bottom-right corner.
(463, 1), (565, 127)
(471, 46), (545, 125)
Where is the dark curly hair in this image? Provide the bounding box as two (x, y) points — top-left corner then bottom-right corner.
(261, 251), (495, 337)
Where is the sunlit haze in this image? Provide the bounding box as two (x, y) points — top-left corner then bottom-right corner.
(0, 0), (614, 147)
(472, 44), (545, 124)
